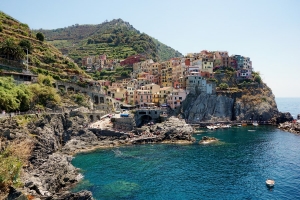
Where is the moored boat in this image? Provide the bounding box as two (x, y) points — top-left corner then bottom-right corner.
(253, 122), (259, 126)
(207, 125), (218, 130)
(266, 179), (275, 187)
(220, 124), (231, 128)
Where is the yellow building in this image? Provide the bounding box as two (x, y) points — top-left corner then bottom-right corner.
(149, 62), (160, 75)
(107, 87), (126, 100)
(158, 87), (173, 105)
(202, 59), (214, 73)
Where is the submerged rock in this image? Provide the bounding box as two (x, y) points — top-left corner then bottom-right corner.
(100, 181), (139, 199)
(199, 136), (218, 144)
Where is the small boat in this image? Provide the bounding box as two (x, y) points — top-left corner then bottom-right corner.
(253, 122), (259, 126)
(220, 124), (231, 128)
(266, 179), (275, 187)
(207, 125), (218, 130)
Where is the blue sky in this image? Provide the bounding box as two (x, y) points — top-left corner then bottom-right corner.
(1, 0), (300, 97)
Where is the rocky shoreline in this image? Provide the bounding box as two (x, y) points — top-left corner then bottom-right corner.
(1, 110), (296, 199)
(0, 113), (195, 199)
(278, 121), (300, 134)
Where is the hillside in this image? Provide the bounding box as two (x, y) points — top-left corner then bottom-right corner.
(0, 11), (89, 80)
(36, 19), (183, 64)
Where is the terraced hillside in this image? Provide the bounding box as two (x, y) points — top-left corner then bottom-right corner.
(37, 19), (183, 65)
(0, 11), (89, 80)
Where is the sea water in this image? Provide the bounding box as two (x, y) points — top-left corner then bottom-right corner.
(72, 98), (300, 200)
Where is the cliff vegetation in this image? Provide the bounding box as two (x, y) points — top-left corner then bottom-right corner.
(36, 19), (183, 64)
(0, 11), (89, 81)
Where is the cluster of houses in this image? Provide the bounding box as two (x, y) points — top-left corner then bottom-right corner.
(81, 50), (253, 109)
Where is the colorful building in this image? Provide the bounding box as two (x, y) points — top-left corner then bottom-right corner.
(167, 89), (187, 109)
(120, 55), (145, 66)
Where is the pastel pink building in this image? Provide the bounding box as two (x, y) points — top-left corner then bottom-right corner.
(97, 80), (111, 87)
(167, 89), (187, 109)
(134, 89), (153, 107)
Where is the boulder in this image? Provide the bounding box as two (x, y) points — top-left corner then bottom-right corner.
(276, 112), (293, 124)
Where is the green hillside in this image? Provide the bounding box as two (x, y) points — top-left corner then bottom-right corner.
(36, 19), (183, 65)
(0, 11), (89, 80)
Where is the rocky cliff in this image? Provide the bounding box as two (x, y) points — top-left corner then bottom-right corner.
(0, 112), (194, 199)
(181, 83), (279, 123)
(0, 113), (95, 199)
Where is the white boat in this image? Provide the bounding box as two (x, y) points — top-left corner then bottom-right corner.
(207, 125), (215, 130)
(253, 122), (259, 126)
(220, 124), (231, 128)
(207, 125), (218, 130)
(266, 179), (275, 187)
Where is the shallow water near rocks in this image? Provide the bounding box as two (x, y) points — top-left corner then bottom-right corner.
(72, 126), (300, 200)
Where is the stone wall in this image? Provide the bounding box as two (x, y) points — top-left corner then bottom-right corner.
(113, 116), (136, 131)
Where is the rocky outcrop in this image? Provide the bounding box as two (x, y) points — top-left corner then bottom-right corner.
(132, 117), (195, 144)
(53, 190), (93, 200)
(181, 83), (279, 123)
(275, 112), (294, 124)
(0, 113), (96, 199)
(278, 121), (300, 134)
(182, 93), (234, 123)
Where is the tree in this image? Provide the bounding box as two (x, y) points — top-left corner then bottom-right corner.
(87, 38), (94, 44)
(0, 38), (24, 60)
(36, 32), (45, 41)
(0, 77), (32, 111)
(219, 83), (229, 90)
(18, 39), (32, 54)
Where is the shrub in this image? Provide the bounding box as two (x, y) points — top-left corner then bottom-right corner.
(254, 75), (262, 83)
(219, 83), (229, 90)
(0, 139), (32, 192)
(36, 32), (45, 41)
(0, 77), (33, 112)
(18, 39), (32, 54)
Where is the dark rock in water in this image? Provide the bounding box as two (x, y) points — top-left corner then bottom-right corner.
(199, 136), (218, 144)
(6, 187), (27, 200)
(276, 112), (293, 124)
(58, 190), (94, 200)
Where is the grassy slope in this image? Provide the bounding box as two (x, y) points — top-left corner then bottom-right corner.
(0, 11), (89, 80)
(37, 19), (183, 65)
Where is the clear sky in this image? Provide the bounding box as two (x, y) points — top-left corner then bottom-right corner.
(1, 0), (300, 97)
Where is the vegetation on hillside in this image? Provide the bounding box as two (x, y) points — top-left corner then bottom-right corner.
(0, 76), (61, 112)
(37, 19), (183, 64)
(92, 66), (132, 81)
(0, 139), (32, 193)
(0, 11), (89, 81)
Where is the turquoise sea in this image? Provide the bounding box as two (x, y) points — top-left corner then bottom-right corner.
(72, 98), (300, 200)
